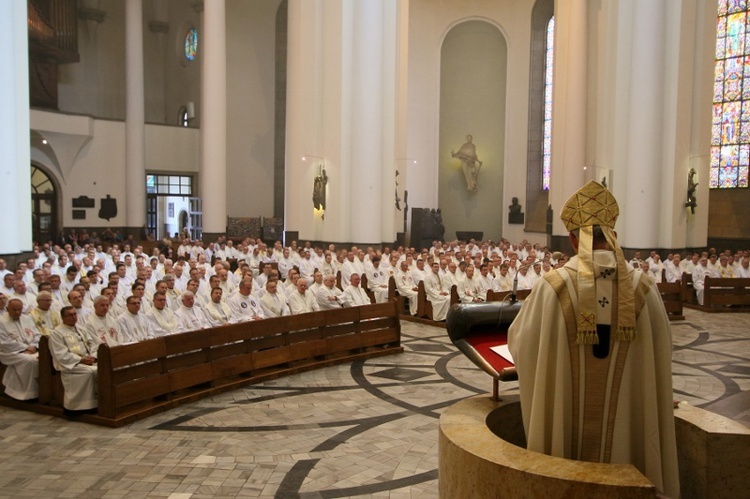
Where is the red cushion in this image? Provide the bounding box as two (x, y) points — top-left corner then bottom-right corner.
(465, 331), (514, 372)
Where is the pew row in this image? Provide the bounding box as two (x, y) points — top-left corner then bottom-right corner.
(656, 281), (685, 320)
(414, 282), (460, 320)
(686, 277), (750, 312)
(4, 302), (403, 427)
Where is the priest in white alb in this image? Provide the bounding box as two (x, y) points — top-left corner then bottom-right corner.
(117, 296), (154, 343)
(83, 296), (123, 347)
(0, 299), (41, 400)
(49, 306), (99, 411)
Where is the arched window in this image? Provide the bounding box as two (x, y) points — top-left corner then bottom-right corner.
(184, 27), (198, 61)
(711, 1), (750, 188)
(542, 16), (555, 190)
(524, 0), (554, 232)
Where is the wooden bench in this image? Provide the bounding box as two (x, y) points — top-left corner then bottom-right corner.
(701, 277), (750, 311)
(388, 276), (407, 315)
(657, 281), (684, 320)
(681, 272), (696, 304)
(359, 273), (376, 304)
(0, 303), (402, 427)
(416, 281), (433, 319)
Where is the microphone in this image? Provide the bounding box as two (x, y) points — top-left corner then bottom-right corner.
(509, 259), (544, 304)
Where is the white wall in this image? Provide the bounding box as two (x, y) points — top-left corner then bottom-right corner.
(225, 0), (280, 219)
(163, 0), (202, 127)
(439, 20), (507, 241)
(58, 1), (126, 120)
(406, 0), (534, 244)
(31, 110), (199, 230)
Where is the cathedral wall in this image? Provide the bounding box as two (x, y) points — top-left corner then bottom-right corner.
(161, 0), (201, 128)
(407, 0), (533, 244)
(31, 110), (199, 232)
(708, 189), (750, 243)
(581, 0), (715, 251)
(225, 0), (281, 219)
(57, 1), (126, 120)
(438, 20), (507, 242)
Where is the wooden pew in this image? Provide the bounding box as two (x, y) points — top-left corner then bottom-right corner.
(485, 289), (531, 302)
(450, 284), (460, 305)
(93, 302), (402, 426)
(0, 304), (402, 426)
(38, 336), (64, 407)
(702, 277), (750, 310)
(416, 281), (433, 319)
(681, 272), (696, 304)
(388, 276), (407, 315)
(657, 281), (684, 320)
(359, 273), (376, 304)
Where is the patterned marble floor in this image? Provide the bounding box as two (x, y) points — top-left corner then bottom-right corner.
(0, 308), (747, 498)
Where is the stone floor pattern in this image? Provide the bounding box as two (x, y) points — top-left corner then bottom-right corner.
(0, 308), (747, 498)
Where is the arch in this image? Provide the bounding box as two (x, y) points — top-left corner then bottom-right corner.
(438, 20), (507, 240)
(30, 163), (61, 244)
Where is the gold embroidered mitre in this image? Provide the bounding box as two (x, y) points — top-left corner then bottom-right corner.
(561, 181), (635, 344)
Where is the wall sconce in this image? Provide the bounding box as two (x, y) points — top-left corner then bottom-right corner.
(685, 168), (698, 214)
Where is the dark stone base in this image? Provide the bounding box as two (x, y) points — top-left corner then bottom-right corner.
(508, 213), (524, 224)
(455, 231), (483, 242)
(201, 232), (226, 245)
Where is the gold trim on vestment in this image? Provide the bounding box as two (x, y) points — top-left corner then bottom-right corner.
(544, 266), (650, 463)
(543, 270), (580, 460)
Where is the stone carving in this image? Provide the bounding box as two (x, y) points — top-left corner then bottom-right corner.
(685, 168), (698, 214)
(313, 167), (327, 211)
(452, 135), (483, 192)
(508, 197), (524, 224)
(99, 195), (117, 221)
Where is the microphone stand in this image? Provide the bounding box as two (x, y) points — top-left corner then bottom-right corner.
(509, 259), (544, 304)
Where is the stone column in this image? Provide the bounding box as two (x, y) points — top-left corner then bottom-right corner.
(619, 0), (669, 247)
(200, 0), (227, 240)
(549, 0), (588, 237)
(285, 0), (399, 245)
(125, 0), (146, 234)
(0, 1), (31, 253)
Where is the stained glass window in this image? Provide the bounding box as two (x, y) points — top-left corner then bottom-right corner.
(184, 27), (198, 61)
(542, 17), (555, 190)
(711, 0), (750, 188)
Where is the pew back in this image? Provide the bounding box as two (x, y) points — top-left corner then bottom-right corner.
(95, 302), (402, 425)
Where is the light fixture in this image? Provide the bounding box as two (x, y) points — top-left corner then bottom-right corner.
(42, 139), (48, 145)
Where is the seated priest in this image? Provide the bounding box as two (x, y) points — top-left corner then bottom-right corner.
(0, 299), (41, 400)
(49, 306), (99, 411)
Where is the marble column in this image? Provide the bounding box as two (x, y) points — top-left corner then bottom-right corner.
(549, 0), (588, 237)
(285, 0), (399, 245)
(619, 0), (669, 247)
(200, 0), (227, 240)
(0, 2), (31, 253)
(125, 0), (146, 233)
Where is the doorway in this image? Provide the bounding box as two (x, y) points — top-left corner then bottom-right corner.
(31, 165), (58, 244)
